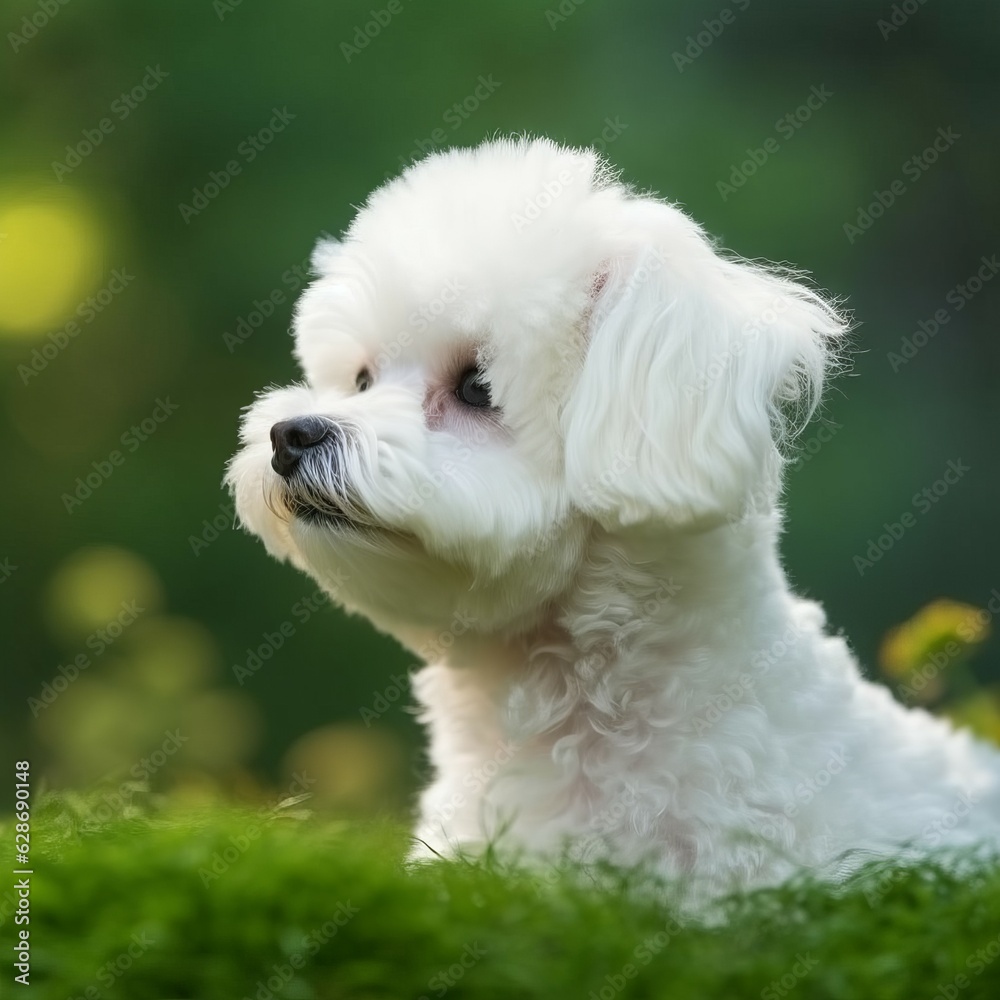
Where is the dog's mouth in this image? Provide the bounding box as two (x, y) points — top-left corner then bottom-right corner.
(280, 487), (419, 548)
(280, 489), (370, 531)
(262, 466), (370, 530)
(286, 496), (357, 528)
(264, 426), (404, 538)
(267, 426), (372, 531)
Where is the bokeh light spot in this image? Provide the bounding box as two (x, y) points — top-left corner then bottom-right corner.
(180, 690), (262, 771)
(34, 679), (150, 786)
(0, 190), (102, 338)
(126, 617), (220, 698)
(283, 724), (407, 814)
(46, 546), (164, 643)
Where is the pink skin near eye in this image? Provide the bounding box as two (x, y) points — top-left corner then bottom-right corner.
(422, 363), (503, 440)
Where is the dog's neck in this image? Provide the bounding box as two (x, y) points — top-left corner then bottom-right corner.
(406, 512), (824, 867)
(420, 514), (794, 735)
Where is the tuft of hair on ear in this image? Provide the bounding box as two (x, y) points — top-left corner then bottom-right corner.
(563, 236), (852, 531)
(310, 236), (343, 276)
(741, 259), (854, 452)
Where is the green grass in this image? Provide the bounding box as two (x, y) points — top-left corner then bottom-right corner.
(4, 797), (1000, 999)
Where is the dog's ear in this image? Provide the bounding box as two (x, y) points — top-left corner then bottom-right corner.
(563, 204), (847, 529)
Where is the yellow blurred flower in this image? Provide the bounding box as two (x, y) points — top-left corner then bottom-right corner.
(0, 190), (103, 337)
(944, 690), (1000, 746)
(879, 599), (990, 683)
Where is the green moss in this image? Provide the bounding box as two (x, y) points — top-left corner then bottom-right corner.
(4, 800), (1000, 999)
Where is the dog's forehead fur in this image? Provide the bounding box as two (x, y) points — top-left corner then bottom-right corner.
(351, 138), (620, 315)
(293, 139), (637, 396)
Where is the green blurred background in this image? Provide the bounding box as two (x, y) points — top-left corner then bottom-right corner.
(2, 0), (998, 816)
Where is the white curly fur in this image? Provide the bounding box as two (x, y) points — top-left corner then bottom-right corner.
(227, 137), (1000, 892)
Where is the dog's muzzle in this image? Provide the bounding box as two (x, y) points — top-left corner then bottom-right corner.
(270, 416), (335, 478)
(269, 416), (363, 528)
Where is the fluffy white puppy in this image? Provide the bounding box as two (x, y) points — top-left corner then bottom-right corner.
(227, 137), (999, 890)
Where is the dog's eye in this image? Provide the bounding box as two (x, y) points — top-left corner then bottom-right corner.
(456, 367), (492, 408)
(355, 368), (372, 393)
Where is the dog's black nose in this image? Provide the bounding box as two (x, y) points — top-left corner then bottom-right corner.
(270, 416), (332, 478)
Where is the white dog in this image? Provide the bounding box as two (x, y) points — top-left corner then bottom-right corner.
(227, 137), (999, 890)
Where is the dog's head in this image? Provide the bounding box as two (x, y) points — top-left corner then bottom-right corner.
(226, 138), (846, 635)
